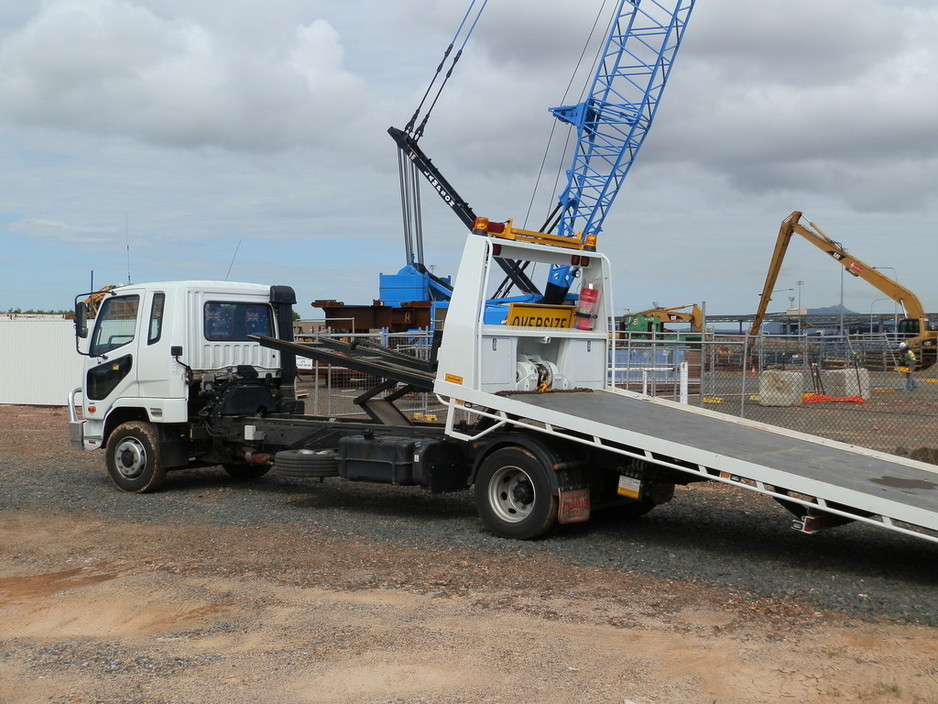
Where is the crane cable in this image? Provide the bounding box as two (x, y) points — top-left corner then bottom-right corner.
(404, 0), (489, 140)
(523, 0), (615, 233)
(398, 1), (487, 268)
(494, 3), (613, 301)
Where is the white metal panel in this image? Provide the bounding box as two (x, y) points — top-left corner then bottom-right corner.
(435, 236), (493, 390)
(435, 236), (615, 395)
(198, 342), (280, 371)
(0, 318), (83, 405)
(183, 282), (279, 372)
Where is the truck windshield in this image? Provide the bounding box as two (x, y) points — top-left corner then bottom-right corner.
(203, 302), (273, 341)
(90, 295), (140, 356)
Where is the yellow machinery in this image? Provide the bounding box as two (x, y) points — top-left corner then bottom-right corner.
(621, 304), (703, 335)
(81, 285), (117, 318)
(750, 211), (936, 367)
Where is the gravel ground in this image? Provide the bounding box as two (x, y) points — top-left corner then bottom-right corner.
(2, 405), (938, 704)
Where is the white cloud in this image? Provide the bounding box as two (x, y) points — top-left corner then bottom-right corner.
(644, 0), (938, 213)
(0, 0), (366, 150)
(0, 0), (937, 314)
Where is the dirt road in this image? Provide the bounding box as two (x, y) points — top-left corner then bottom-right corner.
(1, 406), (937, 704)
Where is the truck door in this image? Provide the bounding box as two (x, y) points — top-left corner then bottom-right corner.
(85, 293), (143, 406)
(134, 290), (183, 401)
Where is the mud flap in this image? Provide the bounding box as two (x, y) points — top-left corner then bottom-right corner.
(557, 487), (590, 524)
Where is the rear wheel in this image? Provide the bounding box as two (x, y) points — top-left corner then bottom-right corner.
(106, 421), (166, 493)
(474, 447), (558, 540)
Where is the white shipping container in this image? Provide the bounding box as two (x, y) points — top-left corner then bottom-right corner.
(0, 318), (83, 405)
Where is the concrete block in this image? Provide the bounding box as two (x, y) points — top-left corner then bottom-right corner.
(819, 368), (870, 399)
(759, 370), (803, 406)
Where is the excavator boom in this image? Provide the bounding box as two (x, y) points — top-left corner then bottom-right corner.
(623, 304), (703, 333)
(750, 211), (936, 366)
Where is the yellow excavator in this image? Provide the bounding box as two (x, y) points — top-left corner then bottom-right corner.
(750, 211), (936, 368)
(621, 304), (703, 335)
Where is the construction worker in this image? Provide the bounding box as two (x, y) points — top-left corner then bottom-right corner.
(899, 342), (919, 391)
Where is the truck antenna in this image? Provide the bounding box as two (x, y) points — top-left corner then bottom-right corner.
(225, 240), (242, 281)
(125, 215), (132, 284)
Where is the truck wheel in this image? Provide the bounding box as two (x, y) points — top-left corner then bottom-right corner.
(223, 464), (271, 482)
(474, 447), (558, 540)
(106, 422), (166, 493)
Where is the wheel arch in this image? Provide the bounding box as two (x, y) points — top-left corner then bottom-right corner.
(470, 433), (586, 493)
(102, 406), (149, 447)
(103, 407), (189, 469)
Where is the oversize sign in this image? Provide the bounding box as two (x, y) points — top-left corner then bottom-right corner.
(506, 303), (575, 328)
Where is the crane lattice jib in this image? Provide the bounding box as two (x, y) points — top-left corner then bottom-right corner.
(551, 0), (695, 244)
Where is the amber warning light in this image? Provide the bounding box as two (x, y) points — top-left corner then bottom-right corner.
(472, 217), (506, 235)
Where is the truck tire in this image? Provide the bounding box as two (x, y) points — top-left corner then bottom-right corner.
(106, 421), (166, 493)
(223, 464), (271, 482)
(273, 449), (339, 478)
(474, 447), (558, 540)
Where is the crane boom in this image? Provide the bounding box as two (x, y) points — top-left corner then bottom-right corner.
(543, 0), (695, 302)
(550, 0), (695, 243)
(750, 211), (936, 367)
(389, 126), (477, 232)
(388, 0), (696, 310)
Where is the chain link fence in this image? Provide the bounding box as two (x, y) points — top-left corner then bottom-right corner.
(296, 327), (938, 463)
(616, 331), (938, 462)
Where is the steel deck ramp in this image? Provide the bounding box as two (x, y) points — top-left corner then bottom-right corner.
(459, 389), (938, 543)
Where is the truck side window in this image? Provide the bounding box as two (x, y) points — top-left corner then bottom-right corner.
(148, 293), (165, 345)
(90, 295), (140, 357)
(244, 306), (271, 336)
(204, 302), (273, 341)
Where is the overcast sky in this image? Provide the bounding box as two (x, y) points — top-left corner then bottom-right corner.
(1, 0), (936, 319)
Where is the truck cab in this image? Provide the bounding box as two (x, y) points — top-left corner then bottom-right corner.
(70, 281), (298, 490)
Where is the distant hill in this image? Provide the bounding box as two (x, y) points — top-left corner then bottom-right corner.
(806, 304), (857, 316)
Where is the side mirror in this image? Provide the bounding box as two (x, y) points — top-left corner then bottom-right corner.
(75, 301), (89, 339)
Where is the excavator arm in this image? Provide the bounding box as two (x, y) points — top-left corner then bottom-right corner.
(623, 304), (703, 333)
(750, 211), (936, 365)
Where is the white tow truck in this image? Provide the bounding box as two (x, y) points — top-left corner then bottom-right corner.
(70, 223), (938, 543)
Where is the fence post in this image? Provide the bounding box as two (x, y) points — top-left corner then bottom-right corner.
(740, 334), (751, 417)
(679, 361), (688, 405)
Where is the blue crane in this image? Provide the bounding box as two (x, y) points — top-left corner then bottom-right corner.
(387, 0), (696, 313)
(385, 0), (544, 311)
(540, 0), (696, 304)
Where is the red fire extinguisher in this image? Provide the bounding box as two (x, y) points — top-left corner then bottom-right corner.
(575, 283), (600, 330)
